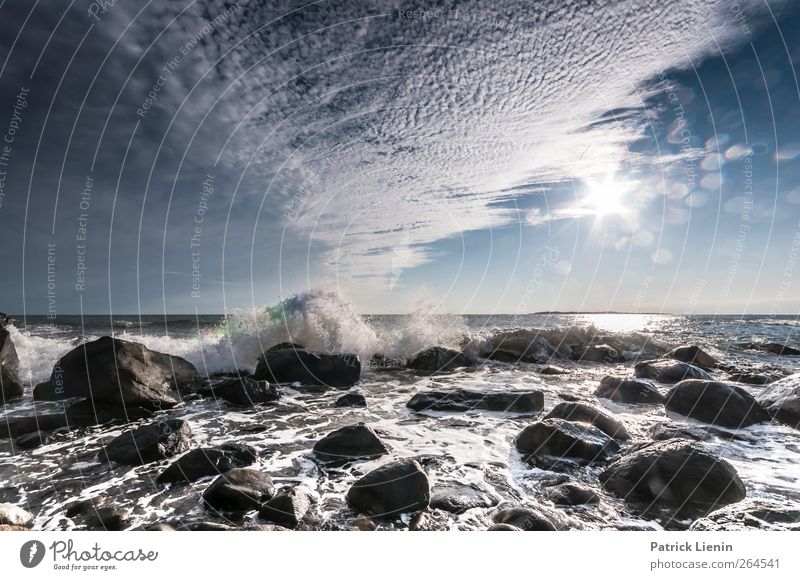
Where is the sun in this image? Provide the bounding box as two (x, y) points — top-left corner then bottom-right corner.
(582, 172), (630, 217)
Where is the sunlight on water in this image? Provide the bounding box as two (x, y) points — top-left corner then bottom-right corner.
(576, 313), (662, 333)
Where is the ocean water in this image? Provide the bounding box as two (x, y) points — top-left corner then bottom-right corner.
(1, 293), (799, 530)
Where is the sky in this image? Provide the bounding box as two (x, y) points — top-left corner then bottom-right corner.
(0, 0), (799, 315)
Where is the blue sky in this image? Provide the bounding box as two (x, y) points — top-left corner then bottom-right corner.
(0, 0), (799, 315)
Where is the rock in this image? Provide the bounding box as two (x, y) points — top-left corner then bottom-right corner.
(429, 483), (498, 514)
(545, 401), (630, 440)
(407, 388), (544, 414)
(101, 419), (191, 465)
(634, 360), (712, 383)
(203, 468), (275, 512)
(85, 507), (130, 531)
(756, 374), (800, 427)
(0, 524), (28, 531)
(483, 349), (542, 364)
(0, 503), (33, 527)
(650, 422), (757, 443)
(547, 482), (600, 506)
(487, 523), (522, 531)
(406, 347), (472, 373)
(157, 443), (258, 484)
(690, 499), (800, 531)
(0, 327), (24, 402)
(599, 440), (746, 519)
(312, 423), (388, 463)
(665, 380), (769, 428)
(354, 513), (377, 531)
(667, 345), (719, 368)
(13, 431), (52, 450)
(211, 377), (279, 406)
(254, 348), (360, 388)
(408, 508), (450, 531)
(266, 342), (305, 352)
(493, 507), (557, 531)
(572, 344), (625, 363)
(367, 354), (405, 370)
(539, 365), (568, 375)
(743, 342), (800, 356)
(334, 392), (367, 407)
(258, 487), (312, 529)
(346, 460), (430, 518)
(515, 418), (620, 468)
(726, 372), (776, 386)
(595, 376), (665, 405)
(33, 336), (201, 409)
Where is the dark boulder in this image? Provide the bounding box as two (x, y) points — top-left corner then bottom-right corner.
(335, 392), (367, 407)
(650, 422), (757, 444)
(667, 345), (719, 368)
(254, 348), (360, 388)
(202, 468), (275, 512)
(483, 349), (542, 364)
(726, 372), (777, 386)
(66, 498), (130, 531)
(0, 327), (24, 402)
(595, 376), (665, 405)
(312, 423), (388, 463)
(547, 482), (600, 506)
(258, 487), (312, 528)
(545, 401), (630, 440)
(346, 460), (430, 518)
(211, 377), (279, 406)
(756, 374), (800, 427)
(33, 336), (200, 409)
(515, 418), (620, 468)
(492, 507), (557, 531)
(599, 440), (746, 519)
(101, 419), (191, 465)
(406, 347), (472, 373)
(572, 344), (625, 363)
(429, 483), (498, 514)
(539, 365), (569, 375)
(407, 388), (544, 414)
(665, 380), (769, 428)
(690, 499), (800, 531)
(635, 360), (712, 383)
(743, 342), (800, 356)
(157, 443), (258, 484)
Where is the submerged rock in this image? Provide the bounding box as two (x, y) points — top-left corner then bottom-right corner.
(407, 347), (472, 373)
(599, 440), (746, 519)
(334, 392), (367, 407)
(547, 482), (600, 506)
(545, 401), (630, 440)
(595, 376), (664, 405)
(539, 365), (569, 375)
(665, 380), (769, 428)
(429, 483), (499, 514)
(666, 345), (719, 368)
(0, 503), (33, 527)
(157, 443), (258, 484)
(0, 327), (24, 402)
(634, 360), (712, 383)
(312, 423), (388, 463)
(572, 344), (625, 363)
(515, 418), (620, 468)
(66, 498), (130, 530)
(101, 419), (191, 465)
(756, 374), (800, 427)
(743, 342), (800, 356)
(690, 499), (800, 531)
(487, 523), (522, 531)
(492, 506), (557, 531)
(346, 460), (430, 518)
(202, 468), (275, 512)
(254, 348), (360, 388)
(211, 377), (279, 406)
(407, 388), (544, 414)
(650, 422), (758, 444)
(258, 486), (312, 529)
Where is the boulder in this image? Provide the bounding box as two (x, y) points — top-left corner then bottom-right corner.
(515, 418), (620, 467)
(408, 508), (451, 531)
(743, 342), (800, 356)
(599, 440), (746, 519)
(211, 377), (279, 406)
(667, 345), (719, 368)
(635, 360), (712, 383)
(572, 344), (625, 363)
(726, 372), (777, 386)
(429, 483), (498, 514)
(346, 460), (430, 518)
(492, 507), (557, 531)
(406, 347), (472, 373)
(756, 374), (800, 427)
(101, 419), (191, 465)
(595, 376), (665, 405)
(665, 380), (769, 428)
(0, 327), (24, 402)
(312, 423), (388, 463)
(266, 342), (305, 353)
(650, 422), (757, 444)
(547, 482), (600, 506)
(335, 392), (367, 407)
(202, 468), (275, 512)
(407, 388), (544, 414)
(539, 365), (569, 375)
(157, 443), (258, 484)
(0, 503), (33, 527)
(690, 499), (800, 531)
(258, 487), (312, 528)
(253, 348), (360, 388)
(66, 499), (130, 531)
(545, 401), (630, 440)
(33, 336), (201, 409)
(483, 349), (542, 364)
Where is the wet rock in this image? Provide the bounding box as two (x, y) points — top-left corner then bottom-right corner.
(572, 344), (625, 363)
(0, 327), (24, 402)
(346, 460), (430, 518)
(0, 503), (33, 527)
(545, 401), (630, 440)
(83, 506), (130, 531)
(483, 349), (542, 364)
(33, 336), (201, 409)
(539, 365), (569, 375)
(13, 430), (50, 450)
(429, 483), (499, 514)
(547, 482), (600, 506)
(407, 347), (472, 373)
(743, 342), (800, 356)
(254, 348), (360, 388)
(367, 354), (404, 371)
(599, 440), (746, 519)
(650, 422), (757, 443)
(101, 419), (191, 465)
(0, 524), (28, 531)
(726, 372), (776, 386)
(492, 507), (557, 531)
(690, 499), (800, 531)
(408, 508), (450, 531)
(157, 443), (258, 484)
(595, 376), (665, 405)
(313, 423), (388, 463)
(667, 345), (719, 368)
(266, 342), (305, 353)
(211, 377), (279, 406)
(634, 360), (712, 383)
(334, 392), (367, 407)
(258, 487), (312, 529)
(354, 513), (377, 531)
(203, 468), (275, 512)
(665, 380), (769, 428)
(515, 418), (620, 468)
(407, 388), (544, 414)
(756, 373), (800, 427)
(487, 523), (522, 531)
